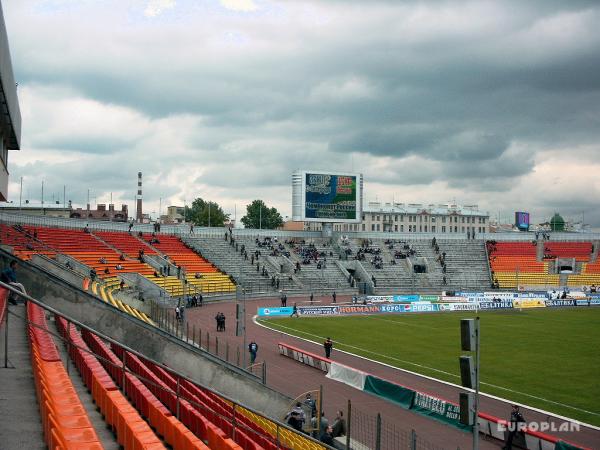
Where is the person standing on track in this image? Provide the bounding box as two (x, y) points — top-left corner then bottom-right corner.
(503, 405), (526, 450)
(248, 340), (258, 364)
(290, 303), (299, 318)
(323, 337), (333, 359)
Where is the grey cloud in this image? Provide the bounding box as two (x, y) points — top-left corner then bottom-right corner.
(4, 0), (600, 225)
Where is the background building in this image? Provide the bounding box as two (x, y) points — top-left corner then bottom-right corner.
(70, 203), (128, 222)
(161, 205), (185, 223)
(303, 202), (490, 234)
(0, 202), (70, 218)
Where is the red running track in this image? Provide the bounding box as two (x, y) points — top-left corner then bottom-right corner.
(185, 294), (599, 450)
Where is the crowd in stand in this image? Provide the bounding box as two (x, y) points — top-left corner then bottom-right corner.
(285, 393), (346, 448)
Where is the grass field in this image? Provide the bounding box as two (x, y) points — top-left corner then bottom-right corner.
(259, 308), (600, 426)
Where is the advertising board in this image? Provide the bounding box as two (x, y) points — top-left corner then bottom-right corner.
(478, 301), (514, 310)
(257, 307), (293, 317)
(512, 299), (546, 308)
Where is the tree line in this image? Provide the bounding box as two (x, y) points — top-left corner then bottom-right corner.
(183, 198), (283, 229)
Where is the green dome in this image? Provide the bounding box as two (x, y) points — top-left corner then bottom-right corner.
(550, 213), (565, 231)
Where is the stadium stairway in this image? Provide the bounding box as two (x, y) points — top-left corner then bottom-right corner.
(283, 240), (351, 292)
(0, 297), (46, 449)
(183, 236), (284, 294)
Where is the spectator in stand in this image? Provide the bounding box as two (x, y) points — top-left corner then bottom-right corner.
(311, 411), (329, 439)
(320, 426), (336, 446)
(119, 280), (125, 290)
(115, 263), (123, 270)
(304, 393), (317, 418)
(285, 403), (305, 432)
(1, 260), (27, 304)
(332, 411), (346, 438)
(90, 268), (97, 282)
(332, 291), (337, 303)
(323, 337), (333, 359)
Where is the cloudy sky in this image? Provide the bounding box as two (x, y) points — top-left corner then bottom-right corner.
(3, 0), (600, 227)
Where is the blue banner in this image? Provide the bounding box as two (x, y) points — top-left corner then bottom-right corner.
(257, 307), (293, 317)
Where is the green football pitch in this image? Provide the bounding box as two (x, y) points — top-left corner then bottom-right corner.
(258, 307), (600, 426)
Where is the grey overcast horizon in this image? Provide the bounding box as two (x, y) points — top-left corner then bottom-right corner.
(4, 0), (600, 228)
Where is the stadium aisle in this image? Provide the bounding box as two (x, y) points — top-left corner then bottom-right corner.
(0, 304), (45, 449)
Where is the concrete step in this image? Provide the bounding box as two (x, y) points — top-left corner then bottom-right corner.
(0, 304), (45, 449)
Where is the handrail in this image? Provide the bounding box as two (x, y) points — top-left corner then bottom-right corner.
(0, 282), (333, 449)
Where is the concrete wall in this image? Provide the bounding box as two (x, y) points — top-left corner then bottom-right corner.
(1, 249), (292, 419)
(30, 254), (87, 288)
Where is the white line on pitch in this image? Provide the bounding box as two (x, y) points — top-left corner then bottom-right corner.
(255, 316), (600, 431)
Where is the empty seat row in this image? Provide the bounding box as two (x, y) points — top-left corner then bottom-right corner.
(27, 302), (103, 449)
(54, 315), (165, 449)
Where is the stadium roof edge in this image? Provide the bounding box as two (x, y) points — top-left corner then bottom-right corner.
(0, 3), (21, 150)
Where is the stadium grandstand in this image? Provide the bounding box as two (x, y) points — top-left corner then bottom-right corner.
(2, 213), (600, 449)
(1, 2), (599, 449)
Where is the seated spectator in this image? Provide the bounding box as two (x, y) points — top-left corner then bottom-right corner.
(115, 264), (123, 270)
(104, 268), (110, 274)
(320, 426), (336, 446)
(1, 260), (27, 304)
(99, 257), (107, 264)
(119, 254), (126, 261)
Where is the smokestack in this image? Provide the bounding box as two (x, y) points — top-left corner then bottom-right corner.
(136, 172), (143, 222)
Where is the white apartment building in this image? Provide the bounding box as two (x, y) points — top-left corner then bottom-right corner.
(305, 202), (490, 234)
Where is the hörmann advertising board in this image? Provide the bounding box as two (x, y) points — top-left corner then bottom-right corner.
(292, 170), (362, 223)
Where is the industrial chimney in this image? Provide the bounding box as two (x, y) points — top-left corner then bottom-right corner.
(136, 172), (143, 222)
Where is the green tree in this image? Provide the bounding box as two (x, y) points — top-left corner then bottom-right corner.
(241, 200), (284, 229)
(184, 198), (230, 227)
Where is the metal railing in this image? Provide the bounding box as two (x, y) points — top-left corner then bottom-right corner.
(0, 283), (331, 450)
(2, 211), (600, 242)
(348, 404), (451, 450)
(149, 299), (267, 383)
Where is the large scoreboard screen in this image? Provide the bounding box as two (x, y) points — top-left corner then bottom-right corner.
(292, 171), (362, 223)
(515, 211), (530, 231)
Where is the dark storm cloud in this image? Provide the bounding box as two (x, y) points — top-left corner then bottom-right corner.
(3, 0), (600, 224)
